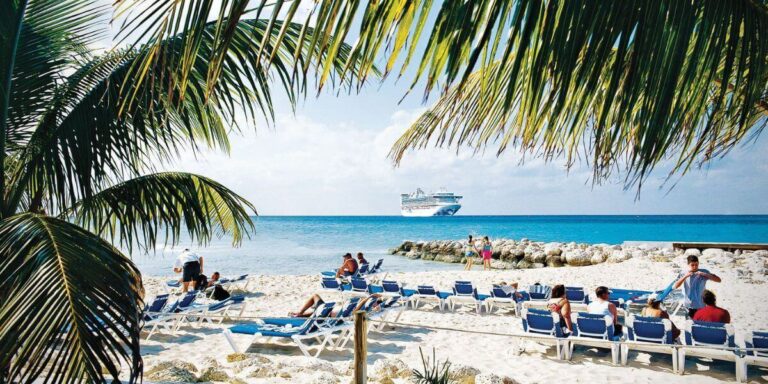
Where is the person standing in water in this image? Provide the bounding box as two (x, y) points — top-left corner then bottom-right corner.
(481, 236), (493, 271)
(463, 235), (477, 270)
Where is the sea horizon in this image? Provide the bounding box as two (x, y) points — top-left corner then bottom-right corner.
(133, 214), (768, 277)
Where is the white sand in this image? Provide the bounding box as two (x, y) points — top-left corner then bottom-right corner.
(139, 253), (768, 383)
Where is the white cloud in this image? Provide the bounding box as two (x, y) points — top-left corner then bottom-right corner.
(163, 108), (768, 215)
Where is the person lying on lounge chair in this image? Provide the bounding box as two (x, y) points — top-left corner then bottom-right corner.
(289, 294), (382, 317)
(641, 296), (680, 340)
(498, 281), (523, 299)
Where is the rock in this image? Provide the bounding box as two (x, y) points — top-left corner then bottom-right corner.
(531, 251), (547, 264)
(145, 361), (198, 383)
(545, 255), (563, 267)
(631, 249), (646, 259)
(544, 243), (563, 256)
(563, 250), (591, 266)
(684, 248), (701, 257)
(229, 379), (247, 384)
(532, 262), (546, 269)
(421, 253), (436, 261)
(436, 254), (463, 263)
(198, 367), (230, 382)
(201, 357), (219, 368)
(590, 251), (607, 264)
(607, 249), (631, 263)
(388, 248), (398, 255)
(401, 241), (415, 252)
(247, 366), (278, 378)
(516, 259), (532, 269)
(702, 248), (725, 259)
(371, 358), (410, 380)
(406, 251), (421, 259)
(449, 364), (480, 384)
(310, 371), (339, 384)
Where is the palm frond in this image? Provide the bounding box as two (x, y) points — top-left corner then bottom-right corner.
(387, 1), (768, 186)
(69, 172), (256, 251)
(0, 213), (143, 383)
(6, 18), (360, 216)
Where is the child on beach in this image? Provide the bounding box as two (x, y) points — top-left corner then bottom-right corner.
(481, 236), (493, 271)
(463, 235), (477, 270)
(674, 255), (722, 318)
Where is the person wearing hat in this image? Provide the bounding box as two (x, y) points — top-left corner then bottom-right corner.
(336, 253), (359, 278)
(641, 294), (680, 340)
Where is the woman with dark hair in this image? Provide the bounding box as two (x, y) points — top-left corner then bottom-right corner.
(480, 236), (493, 271)
(547, 284), (572, 332)
(641, 297), (681, 340)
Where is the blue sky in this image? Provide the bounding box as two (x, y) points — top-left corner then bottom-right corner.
(126, 2), (768, 215)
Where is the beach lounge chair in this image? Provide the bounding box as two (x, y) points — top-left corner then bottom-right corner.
(566, 287), (589, 304)
(743, 330), (768, 381)
(528, 284), (551, 301)
(411, 285), (449, 311)
(220, 274), (250, 291)
(143, 294), (170, 316)
(516, 308), (569, 359)
(350, 277), (373, 295)
(357, 263), (370, 276)
(380, 280), (404, 296)
(370, 296), (406, 331)
(369, 259), (384, 274)
(320, 276), (346, 296)
(446, 281), (484, 313)
(679, 320), (744, 380)
(144, 291), (198, 339)
(223, 302), (336, 358)
(485, 285), (519, 315)
(622, 315), (678, 371)
(569, 312), (623, 364)
(177, 295), (248, 329)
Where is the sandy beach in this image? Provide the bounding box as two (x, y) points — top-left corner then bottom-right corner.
(139, 249), (767, 383)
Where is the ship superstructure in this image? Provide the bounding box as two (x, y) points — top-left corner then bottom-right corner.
(400, 188), (462, 217)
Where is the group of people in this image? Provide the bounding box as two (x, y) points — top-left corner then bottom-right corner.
(335, 252), (368, 278)
(172, 248), (230, 300)
(464, 235), (494, 271)
(517, 254), (729, 340)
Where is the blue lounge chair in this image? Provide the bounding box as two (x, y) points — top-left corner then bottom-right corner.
(446, 281), (484, 313)
(566, 286), (589, 304)
(369, 259), (384, 274)
(381, 280), (404, 296)
(569, 312), (623, 364)
(528, 284), (551, 301)
(622, 315), (678, 371)
(412, 285), (450, 311)
(680, 320), (744, 380)
(485, 285), (519, 315)
(143, 294), (170, 316)
(743, 330), (768, 381)
(144, 291), (198, 339)
(350, 277), (373, 295)
(517, 308), (569, 359)
(220, 274), (250, 291)
(320, 276), (346, 296)
(178, 295), (248, 328)
(371, 296), (406, 331)
(224, 302), (336, 357)
(357, 263), (370, 276)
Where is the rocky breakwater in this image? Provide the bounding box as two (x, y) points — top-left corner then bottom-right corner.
(389, 238), (678, 269)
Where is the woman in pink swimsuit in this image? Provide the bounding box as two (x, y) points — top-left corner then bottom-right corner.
(481, 236), (493, 271)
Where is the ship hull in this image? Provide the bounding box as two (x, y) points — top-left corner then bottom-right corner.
(401, 204), (461, 217)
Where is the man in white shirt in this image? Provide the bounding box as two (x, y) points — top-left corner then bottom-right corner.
(173, 249), (203, 292)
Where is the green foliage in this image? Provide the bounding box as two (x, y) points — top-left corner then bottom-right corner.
(412, 348), (453, 384)
(0, 1), (363, 382)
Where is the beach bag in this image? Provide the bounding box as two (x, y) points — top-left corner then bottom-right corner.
(212, 285), (230, 301)
(196, 274), (208, 290)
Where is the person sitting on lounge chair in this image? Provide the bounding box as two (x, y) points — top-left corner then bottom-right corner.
(692, 290), (731, 323)
(641, 296), (680, 340)
(336, 253), (359, 278)
(547, 284), (573, 332)
(498, 281), (523, 299)
(356, 252), (368, 266)
(588, 286), (622, 335)
(289, 294), (382, 317)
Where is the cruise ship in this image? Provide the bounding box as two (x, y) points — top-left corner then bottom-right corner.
(400, 188), (462, 217)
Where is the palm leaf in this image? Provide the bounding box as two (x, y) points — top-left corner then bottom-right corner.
(5, 18), (362, 216)
(386, 1), (768, 187)
(69, 172), (256, 251)
(0, 213), (143, 383)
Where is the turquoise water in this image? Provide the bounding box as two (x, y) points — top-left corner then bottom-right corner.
(133, 215), (768, 276)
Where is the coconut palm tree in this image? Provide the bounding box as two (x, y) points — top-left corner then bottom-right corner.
(123, 0), (767, 187)
(0, 0), (362, 382)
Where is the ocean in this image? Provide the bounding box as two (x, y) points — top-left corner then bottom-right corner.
(133, 215), (768, 277)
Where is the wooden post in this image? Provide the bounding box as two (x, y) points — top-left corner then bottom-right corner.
(353, 310), (368, 384)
